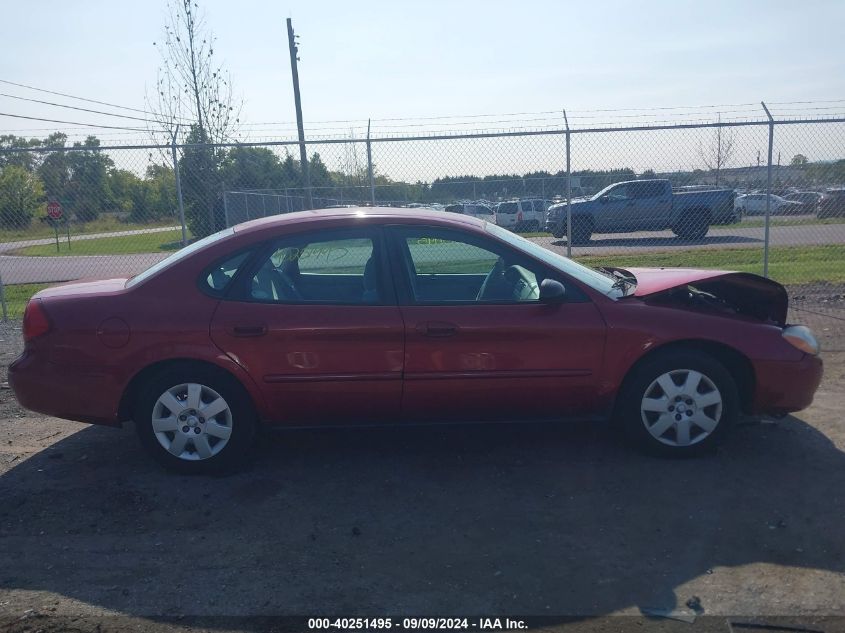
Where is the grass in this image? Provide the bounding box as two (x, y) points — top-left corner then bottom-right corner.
(573, 244), (845, 286)
(0, 215), (177, 243)
(524, 217), (841, 237)
(1, 283), (51, 319)
(713, 216), (843, 228)
(11, 230), (185, 257)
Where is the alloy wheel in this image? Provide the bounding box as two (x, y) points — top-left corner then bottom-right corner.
(151, 383), (234, 460)
(640, 369), (723, 447)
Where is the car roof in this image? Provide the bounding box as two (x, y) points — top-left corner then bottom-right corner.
(232, 206), (485, 236)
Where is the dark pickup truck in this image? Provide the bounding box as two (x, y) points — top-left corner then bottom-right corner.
(545, 179), (736, 244)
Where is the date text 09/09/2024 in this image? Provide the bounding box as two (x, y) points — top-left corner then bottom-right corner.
(307, 617), (528, 630)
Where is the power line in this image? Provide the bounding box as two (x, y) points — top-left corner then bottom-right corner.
(0, 111), (150, 131)
(0, 92), (162, 124)
(0, 78), (191, 121)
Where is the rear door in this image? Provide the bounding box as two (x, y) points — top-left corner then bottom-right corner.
(210, 227), (404, 426)
(387, 224), (607, 423)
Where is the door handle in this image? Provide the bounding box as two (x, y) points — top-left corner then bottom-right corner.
(228, 324), (267, 337)
(416, 322), (458, 338)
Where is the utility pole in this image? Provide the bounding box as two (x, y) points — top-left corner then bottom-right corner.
(287, 18), (313, 209)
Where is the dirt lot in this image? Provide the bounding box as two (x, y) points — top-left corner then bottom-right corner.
(0, 308), (843, 631)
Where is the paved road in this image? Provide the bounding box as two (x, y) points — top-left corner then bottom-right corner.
(1, 222), (843, 285)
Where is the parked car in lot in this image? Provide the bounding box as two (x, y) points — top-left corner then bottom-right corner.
(11, 208), (822, 473)
(495, 198), (547, 232)
(445, 202), (495, 223)
(545, 179), (736, 244)
(783, 192), (822, 214)
(734, 193), (803, 216)
(818, 188), (845, 218)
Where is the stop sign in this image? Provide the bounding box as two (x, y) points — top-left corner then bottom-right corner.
(47, 201), (63, 220)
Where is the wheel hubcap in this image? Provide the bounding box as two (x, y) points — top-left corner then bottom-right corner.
(640, 369), (723, 447)
(151, 383), (233, 461)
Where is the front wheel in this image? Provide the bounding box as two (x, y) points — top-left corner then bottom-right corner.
(616, 350), (739, 456)
(569, 217), (593, 245)
(134, 365), (257, 474)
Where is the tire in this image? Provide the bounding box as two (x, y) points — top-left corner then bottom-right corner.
(615, 350), (739, 457)
(672, 211), (710, 240)
(569, 217), (593, 245)
(134, 364), (257, 474)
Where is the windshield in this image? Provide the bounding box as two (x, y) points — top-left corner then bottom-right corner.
(484, 223), (625, 296)
(125, 227), (235, 288)
(590, 182), (623, 201)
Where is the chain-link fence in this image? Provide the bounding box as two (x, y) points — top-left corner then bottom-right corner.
(1, 111), (843, 328)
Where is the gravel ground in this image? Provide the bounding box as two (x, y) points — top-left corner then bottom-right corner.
(0, 310), (843, 631)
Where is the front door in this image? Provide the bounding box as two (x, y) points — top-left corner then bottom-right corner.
(386, 225), (607, 423)
(210, 227), (404, 426)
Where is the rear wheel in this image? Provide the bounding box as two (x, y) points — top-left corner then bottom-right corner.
(616, 350), (739, 456)
(672, 211), (710, 240)
(134, 365), (256, 474)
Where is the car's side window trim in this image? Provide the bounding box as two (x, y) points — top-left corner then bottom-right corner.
(225, 226), (397, 306)
(384, 224), (589, 306)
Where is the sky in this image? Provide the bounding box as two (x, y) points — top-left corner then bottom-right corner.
(1, 0), (844, 178)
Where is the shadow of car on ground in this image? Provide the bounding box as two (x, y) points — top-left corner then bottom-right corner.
(1, 414), (843, 621)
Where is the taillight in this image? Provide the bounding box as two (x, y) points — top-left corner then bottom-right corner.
(23, 299), (51, 342)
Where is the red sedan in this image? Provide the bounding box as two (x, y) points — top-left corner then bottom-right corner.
(9, 208), (823, 472)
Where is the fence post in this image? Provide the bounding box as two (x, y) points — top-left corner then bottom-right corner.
(564, 110), (572, 258)
(367, 119), (376, 206)
(762, 101), (774, 278)
(170, 125), (188, 246)
(0, 273), (7, 322)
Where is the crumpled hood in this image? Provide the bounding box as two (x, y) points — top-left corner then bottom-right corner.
(625, 267), (789, 325)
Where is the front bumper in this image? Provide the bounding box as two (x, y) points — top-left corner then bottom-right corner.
(751, 353), (823, 415)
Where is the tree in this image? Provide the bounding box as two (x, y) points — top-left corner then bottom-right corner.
(148, 1), (242, 233)
(0, 166), (45, 228)
(65, 137), (114, 221)
(698, 123), (735, 186)
(790, 154), (809, 166)
(179, 125), (225, 236)
(0, 135), (41, 171)
(148, 0), (241, 145)
(220, 146), (287, 191)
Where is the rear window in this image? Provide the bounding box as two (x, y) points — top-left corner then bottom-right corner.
(497, 202), (518, 214)
(126, 227), (235, 288)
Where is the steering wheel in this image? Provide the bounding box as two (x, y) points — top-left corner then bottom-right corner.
(476, 257), (505, 301)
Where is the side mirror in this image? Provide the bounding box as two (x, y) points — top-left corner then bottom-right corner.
(539, 279), (566, 303)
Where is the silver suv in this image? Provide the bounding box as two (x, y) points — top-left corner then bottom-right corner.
(494, 199), (547, 232)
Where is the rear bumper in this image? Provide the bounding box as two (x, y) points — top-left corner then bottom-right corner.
(8, 350), (123, 426)
(751, 354), (823, 415)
